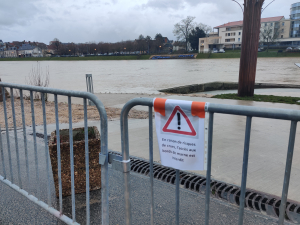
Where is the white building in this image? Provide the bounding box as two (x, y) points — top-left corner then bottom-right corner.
(18, 44), (43, 57)
(199, 16), (300, 52)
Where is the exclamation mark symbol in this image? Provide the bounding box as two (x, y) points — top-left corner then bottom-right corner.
(177, 112), (181, 130)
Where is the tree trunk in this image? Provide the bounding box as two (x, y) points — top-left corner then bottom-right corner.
(238, 0), (264, 97)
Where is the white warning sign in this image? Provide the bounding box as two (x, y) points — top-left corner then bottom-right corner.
(154, 98), (207, 171)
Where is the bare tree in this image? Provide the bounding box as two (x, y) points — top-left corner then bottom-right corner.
(173, 16), (196, 51)
(26, 62), (50, 100)
(260, 23), (281, 52)
(52, 38), (61, 54)
(197, 23), (213, 36)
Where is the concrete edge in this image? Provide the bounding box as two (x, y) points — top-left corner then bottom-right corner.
(159, 82), (300, 94)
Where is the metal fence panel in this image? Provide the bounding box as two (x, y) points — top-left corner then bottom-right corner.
(119, 97), (299, 225)
(0, 82), (109, 225)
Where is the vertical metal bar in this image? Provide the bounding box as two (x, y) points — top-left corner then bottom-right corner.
(100, 108), (109, 225)
(149, 106), (154, 225)
(278, 121), (297, 224)
(68, 96), (76, 222)
(121, 106), (132, 225)
(83, 98), (90, 225)
(175, 169), (180, 225)
(205, 112), (214, 225)
(2, 87), (13, 183)
(41, 93), (51, 207)
(30, 91), (40, 199)
(20, 90), (30, 187)
(0, 125), (6, 179)
(54, 94), (63, 213)
(10, 88), (22, 188)
(238, 116), (252, 225)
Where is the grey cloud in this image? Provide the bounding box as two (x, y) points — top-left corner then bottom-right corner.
(0, 0), (40, 28)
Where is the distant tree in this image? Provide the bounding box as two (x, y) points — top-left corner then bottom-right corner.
(188, 27), (206, 50)
(155, 33), (164, 44)
(260, 23), (281, 52)
(67, 43), (77, 55)
(173, 16), (196, 51)
(138, 34), (145, 40)
(197, 23), (213, 36)
(145, 36), (152, 53)
(52, 38), (61, 54)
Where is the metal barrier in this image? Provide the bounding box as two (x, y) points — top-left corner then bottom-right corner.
(0, 82), (109, 225)
(119, 97), (300, 225)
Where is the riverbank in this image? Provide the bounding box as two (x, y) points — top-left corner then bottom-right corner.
(2, 50), (300, 61)
(0, 55), (150, 61)
(196, 49), (300, 59)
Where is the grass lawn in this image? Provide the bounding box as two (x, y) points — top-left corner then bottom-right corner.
(196, 49), (300, 59)
(0, 55), (150, 61)
(212, 93), (300, 105)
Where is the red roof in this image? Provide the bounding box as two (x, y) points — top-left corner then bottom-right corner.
(214, 16), (284, 28)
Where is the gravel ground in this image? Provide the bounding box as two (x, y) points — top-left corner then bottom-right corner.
(0, 98), (149, 129)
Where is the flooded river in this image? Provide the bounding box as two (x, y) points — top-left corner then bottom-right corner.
(0, 58), (299, 94)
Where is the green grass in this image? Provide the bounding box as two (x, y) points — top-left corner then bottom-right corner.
(196, 49), (300, 59)
(0, 55), (150, 61)
(212, 93), (300, 105)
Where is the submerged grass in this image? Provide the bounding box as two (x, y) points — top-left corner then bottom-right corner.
(212, 93), (300, 105)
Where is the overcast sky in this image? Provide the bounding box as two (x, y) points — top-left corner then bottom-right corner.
(0, 0), (296, 44)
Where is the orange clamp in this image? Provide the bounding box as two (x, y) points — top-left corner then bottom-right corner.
(191, 102), (206, 118)
(154, 98), (167, 116)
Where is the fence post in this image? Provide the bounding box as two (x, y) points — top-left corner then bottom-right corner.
(86, 74), (95, 106)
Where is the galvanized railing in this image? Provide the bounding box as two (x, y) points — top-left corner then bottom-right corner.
(119, 97), (300, 225)
(0, 82), (109, 225)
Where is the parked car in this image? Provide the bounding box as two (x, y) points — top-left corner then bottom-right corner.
(258, 48), (262, 52)
(212, 49), (218, 53)
(219, 49), (225, 53)
(286, 47), (293, 51)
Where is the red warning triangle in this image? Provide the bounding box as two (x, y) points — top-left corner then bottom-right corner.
(162, 106), (196, 136)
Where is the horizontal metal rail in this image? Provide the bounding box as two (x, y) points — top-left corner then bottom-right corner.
(0, 82), (109, 225)
(120, 97), (298, 225)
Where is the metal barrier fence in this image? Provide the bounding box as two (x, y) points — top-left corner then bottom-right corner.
(119, 97), (300, 225)
(0, 82), (109, 225)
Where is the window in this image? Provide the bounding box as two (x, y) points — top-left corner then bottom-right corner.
(228, 33), (230, 36)
(225, 39), (230, 42)
(226, 28), (231, 31)
(282, 22), (285, 26)
(201, 40), (204, 43)
(265, 23), (267, 26)
(270, 23), (273, 26)
(239, 32), (241, 35)
(281, 35), (283, 38)
(282, 29), (284, 33)
(238, 38), (240, 42)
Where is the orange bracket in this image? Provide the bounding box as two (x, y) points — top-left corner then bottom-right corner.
(154, 98), (167, 116)
(191, 102), (206, 118)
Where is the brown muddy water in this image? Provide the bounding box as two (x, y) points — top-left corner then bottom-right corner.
(0, 58), (299, 94)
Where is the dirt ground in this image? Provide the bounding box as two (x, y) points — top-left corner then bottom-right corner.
(0, 98), (149, 129)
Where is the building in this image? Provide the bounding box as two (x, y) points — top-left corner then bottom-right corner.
(18, 43), (42, 57)
(199, 3), (300, 53)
